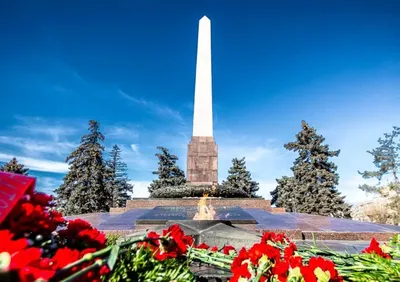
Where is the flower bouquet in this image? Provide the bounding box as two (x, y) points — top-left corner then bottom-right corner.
(0, 173), (399, 281)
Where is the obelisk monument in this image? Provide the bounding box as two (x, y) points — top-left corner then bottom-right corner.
(187, 16), (218, 185)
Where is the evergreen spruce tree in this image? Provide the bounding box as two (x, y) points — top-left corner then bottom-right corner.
(249, 180), (261, 198)
(0, 157), (29, 175)
(55, 120), (110, 215)
(105, 145), (133, 208)
(272, 121), (351, 218)
(358, 126), (400, 193)
(222, 157), (260, 198)
(148, 146), (186, 194)
(358, 126), (400, 224)
(270, 176), (296, 211)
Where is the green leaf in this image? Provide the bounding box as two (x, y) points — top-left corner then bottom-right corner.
(107, 245), (120, 271)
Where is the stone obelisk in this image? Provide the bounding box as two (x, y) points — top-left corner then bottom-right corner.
(187, 16), (218, 185)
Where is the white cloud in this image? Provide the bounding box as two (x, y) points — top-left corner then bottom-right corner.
(0, 116), (153, 176)
(0, 117), (78, 173)
(338, 173), (397, 204)
(218, 140), (289, 181)
(0, 153), (68, 173)
(104, 126), (139, 140)
(128, 181), (151, 198)
(338, 176), (377, 204)
(36, 176), (63, 194)
(119, 89), (184, 122)
(257, 180), (277, 199)
(220, 145), (275, 163)
(13, 116), (78, 141)
(0, 136), (76, 156)
(130, 144), (139, 153)
(119, 144), (153, 172)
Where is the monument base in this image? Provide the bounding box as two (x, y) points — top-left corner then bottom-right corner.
(188, 182), (218, 186)
(187, 136), (218, 184)
(122, 197), (272, 210)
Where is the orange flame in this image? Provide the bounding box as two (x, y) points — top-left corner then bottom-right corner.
(193, 193), (215, 220)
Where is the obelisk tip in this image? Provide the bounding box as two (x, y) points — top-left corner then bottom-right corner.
(200, 15), (210, 21)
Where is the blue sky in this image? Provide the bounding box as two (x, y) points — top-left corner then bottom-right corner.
(0, 1), (399, 203)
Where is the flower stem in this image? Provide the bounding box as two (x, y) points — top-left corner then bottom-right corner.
(55, 235), (151, 279)
(60, 259), (104, 282)
(59, 246), (112, 274)
(188, 249), (233, 264)
(192, 256), (231, 269)
(118, 235), (148, 248)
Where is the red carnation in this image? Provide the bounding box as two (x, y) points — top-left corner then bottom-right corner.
(60, 218), (92, 236)
(51, 247), (81, 269)
(247, 243), (281, 265)
(48, 247), (107, 281)
(231, 247), (249, 271)
(362, 238), (391, 259)
(0, 230), (28, 254)
(162, 224), (192, 255)
(6, 202), (60, 236)
(300, 265), (317, 282)
(30, 192), (54, 207)
(142, 225), (194, 261)
(9, 248), (42, 269)
(261, 232), (288, 244)
(222, 245), (236, 255)
(303, 257), (343, 282)
(78, 229), (107, 249)
(7, 248), (52, 282)
(272, 260), (289, 282)
(49, 210), (66, 225)
(148, 231), (160, 240)
(210, 246), (219, 252)
(287, 256), (303, 268)
(154, 250), (175, 261)
(18, 265), (55, 282)
(10, 247), (79, 282)
(138, 231), (160, 249)
(196, 242), (209, 250)
(283, 242), (297, 260)
(231, 262), (252, 282)
(182, 235), (194, 246)
(59, 219), (106, 250)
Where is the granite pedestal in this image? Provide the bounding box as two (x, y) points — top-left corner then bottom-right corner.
(187, 136), (218, 184)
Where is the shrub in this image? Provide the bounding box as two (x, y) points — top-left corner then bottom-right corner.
(149, 184), (250, 198)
